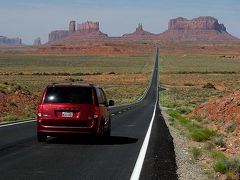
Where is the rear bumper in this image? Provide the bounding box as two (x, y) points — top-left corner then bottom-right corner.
(37, 118), (100, 135)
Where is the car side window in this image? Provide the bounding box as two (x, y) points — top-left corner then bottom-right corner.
(96, 88), (104, 104)
(100, 88), (107, 105)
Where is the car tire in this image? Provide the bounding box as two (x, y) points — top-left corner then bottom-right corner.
(37, 132), (47, 142)
(103, 119), (111, 137)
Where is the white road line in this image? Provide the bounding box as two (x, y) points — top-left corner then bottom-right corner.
(130, 48), (159, 180)
(130, 100), (157, 180)
(0, 119), (36, 128)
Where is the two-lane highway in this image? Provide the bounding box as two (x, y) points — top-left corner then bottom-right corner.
(0, 48), (177, 180)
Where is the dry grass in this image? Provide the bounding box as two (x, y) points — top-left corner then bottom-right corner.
(0, 54), (154, 122)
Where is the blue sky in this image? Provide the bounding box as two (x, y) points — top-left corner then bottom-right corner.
(0, 0), (239, 44)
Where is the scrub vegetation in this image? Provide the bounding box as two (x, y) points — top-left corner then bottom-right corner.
(0, 55), (154, 122)
(160, 54), (240, 179)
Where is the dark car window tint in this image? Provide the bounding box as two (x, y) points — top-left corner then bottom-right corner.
(100, 88), (107, 104)
(44, 87), (93, 104)
(96, 88), (104, 104)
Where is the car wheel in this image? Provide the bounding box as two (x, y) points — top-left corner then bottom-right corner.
(37, 132), (47, 142)
(103, 120), (111, 137)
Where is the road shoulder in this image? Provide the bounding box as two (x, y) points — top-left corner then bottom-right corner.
(161, 106), (208, 180)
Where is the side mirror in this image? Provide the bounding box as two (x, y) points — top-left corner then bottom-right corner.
(109, 100), (115, 106)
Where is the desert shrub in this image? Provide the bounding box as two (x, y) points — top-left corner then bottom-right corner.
(177, 106), (191, 114)
(191, 147), (202, 160)
(9, 100), (18, 107)
(193, 115), (204, 122)
(229, 159), (240, 174)
(214, 157), (229, 174)
(202, 83), (216, 89)
(214, 134), (226, 148)
(168, 117), (175, 126)
(225, 171), (235, 180)
(108, 72), (116, 75)
(213, 151), (240, 176)
(190, 130), (214, 142)
(184, 83), (194, 86)
(225, 122), (237, 133)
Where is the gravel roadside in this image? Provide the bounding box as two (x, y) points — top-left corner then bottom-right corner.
(161, 107), (208, 180)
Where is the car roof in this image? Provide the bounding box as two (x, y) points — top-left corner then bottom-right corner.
(46, 83), (99, 88)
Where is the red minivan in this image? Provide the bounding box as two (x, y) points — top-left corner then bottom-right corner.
(37, 84), (114, 142)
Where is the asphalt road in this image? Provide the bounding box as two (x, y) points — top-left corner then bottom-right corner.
(0, 48), (177, 180)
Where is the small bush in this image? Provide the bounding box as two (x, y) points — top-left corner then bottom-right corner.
(225, 122), (237, 133)
(177, 107), (191, 114)
(191, 130), (211, 142)
(191, 147), (202, 160)
(9, 100), (18, 107)
(225, 171), (235, 180)
(168, 117), (175, 126)
(214, 157), (229, 174)
(212, 151), (240, 176)
(202, 83), (216, 89)
(229, 159), (240, 174)
(214, 134), (226, 148)
(184, 83), (194, 86)
(193, 115), (203, 122)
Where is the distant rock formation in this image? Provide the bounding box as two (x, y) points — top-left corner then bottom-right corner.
(48, 21), (107, 42)
(77, 21), (99, 33)
(159, 16), (238, 41)
(168, 17), (226, 31)
(122, 24), (157, 39)
(0, 36), (22, 45)
(69, 21), (76, 33)
(33, 37), (41, 46)
(48, 30), (69, 42)
(47, 17), (239, 43)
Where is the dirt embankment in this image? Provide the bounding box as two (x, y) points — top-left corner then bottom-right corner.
(0, 85), (38, 122)
(194, 91), (240, 125)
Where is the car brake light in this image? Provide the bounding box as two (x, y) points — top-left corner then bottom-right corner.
(37, 105), (43, 118)
(94, 106), (100, 119)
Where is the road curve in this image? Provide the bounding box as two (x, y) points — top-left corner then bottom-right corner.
(0, 48), (177, 180)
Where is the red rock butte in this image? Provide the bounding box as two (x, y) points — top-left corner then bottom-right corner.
(48, 21), (108, 42)
(159, 16), (237, 41)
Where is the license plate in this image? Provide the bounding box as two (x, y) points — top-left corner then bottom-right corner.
(62, 112), (73, 118)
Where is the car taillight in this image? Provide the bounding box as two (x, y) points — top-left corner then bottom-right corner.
(37, 105), (43, 118)
(94, 106), (100, 119)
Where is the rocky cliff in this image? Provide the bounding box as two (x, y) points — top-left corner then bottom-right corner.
(0, 36), (22, 45)
(159, 16), (237, 41)
(122, 24), (157, 39)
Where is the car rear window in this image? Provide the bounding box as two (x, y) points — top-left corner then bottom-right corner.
(44, 86), (93, 104)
